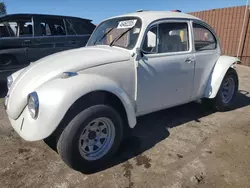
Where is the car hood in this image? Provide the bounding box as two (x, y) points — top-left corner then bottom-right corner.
(7, 46), (131, 119)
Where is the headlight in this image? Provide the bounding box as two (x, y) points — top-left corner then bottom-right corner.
(27, 92), (39, 119)
(7, 76), (13, 90)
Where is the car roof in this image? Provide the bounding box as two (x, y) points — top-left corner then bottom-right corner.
(0, 13), (92, 22)
(106, 11), (201, 24)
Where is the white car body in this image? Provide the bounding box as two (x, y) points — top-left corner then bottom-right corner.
(5, 11), (240, 141)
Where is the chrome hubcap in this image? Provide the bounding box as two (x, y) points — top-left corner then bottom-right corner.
(78, 117), (115, 161)
(221, 77), (235, 104)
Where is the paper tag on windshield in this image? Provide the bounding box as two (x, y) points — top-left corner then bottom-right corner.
(117, 19), (137, 29)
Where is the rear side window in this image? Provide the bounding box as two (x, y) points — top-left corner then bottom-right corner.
(65, 18), (93, 35)
(19, 20), (33, 37)
(37, 18), (66, 36)
(193, 23), (216, 51)
(39, 22), (52, 36)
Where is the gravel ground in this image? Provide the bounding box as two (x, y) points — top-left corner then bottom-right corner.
(0, 65), (250, 188)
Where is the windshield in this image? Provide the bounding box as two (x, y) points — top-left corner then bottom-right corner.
(87, 17), (142, 50)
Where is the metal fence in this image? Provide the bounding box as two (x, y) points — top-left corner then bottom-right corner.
(189, 5), (250, 66)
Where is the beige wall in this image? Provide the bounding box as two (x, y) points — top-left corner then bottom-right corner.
(189, 6), (250, 66)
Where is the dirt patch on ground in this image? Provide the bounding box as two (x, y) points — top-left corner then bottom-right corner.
(0, 65), (250, 188)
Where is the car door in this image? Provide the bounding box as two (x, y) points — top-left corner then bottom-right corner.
(0, 17), (33, 82)
(19, 16), (38, 63)
(191, 22), (220, 99)
(136, 20), (195, 115)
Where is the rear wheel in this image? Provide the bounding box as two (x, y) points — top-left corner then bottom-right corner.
(57, 104), (123, 172)
(213, 68), (238, 111)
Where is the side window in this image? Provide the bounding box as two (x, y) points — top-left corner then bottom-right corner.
(54, 23), (66, 36)
(0, 21), (17, 37)
(38, 18), (66, 36)
(39, 22), (51, 36)
(142, 26), (157, 53)
(65, 19), (76, 35)
(45, 23), (51, 35)
(65, 19), (91, 35)
(0, 18), (33, 37)
(19, 18), (33, 37)
(193, 23), (216, 51)
(158, 22), (189, 53)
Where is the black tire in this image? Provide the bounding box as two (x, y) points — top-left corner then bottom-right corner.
(214, 68), (238, 111)
(57, 104), (123, 173)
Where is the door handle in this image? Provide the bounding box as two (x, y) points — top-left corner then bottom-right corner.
(185, 57), (195, 63)
(22, 39), (31, 47)
(24, 40), (31, 44)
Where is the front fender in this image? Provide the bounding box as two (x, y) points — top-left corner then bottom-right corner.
(11, 68), (26, 82)
(9, 74), (137, 141)
(204, 55), (240, 98)
(36, 74), (136, 137)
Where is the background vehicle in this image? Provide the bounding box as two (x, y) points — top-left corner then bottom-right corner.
(0, 13), (95, 83)
(5, 11), (239, 172)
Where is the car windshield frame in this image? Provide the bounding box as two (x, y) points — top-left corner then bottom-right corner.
(87, 16), (142, 50)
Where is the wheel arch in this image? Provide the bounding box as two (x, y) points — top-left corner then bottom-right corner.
(0, 54), (18, 66)
(204, 55), (240, 99)
(61, 90), (134, 130)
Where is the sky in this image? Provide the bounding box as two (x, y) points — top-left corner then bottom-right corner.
(2, 0), (248, 24)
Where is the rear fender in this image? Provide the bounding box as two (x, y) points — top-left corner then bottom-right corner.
(204, 55), (240, 98)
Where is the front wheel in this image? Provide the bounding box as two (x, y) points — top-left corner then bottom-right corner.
(214, 68), (238, 111)
(57, 104), (123, 172)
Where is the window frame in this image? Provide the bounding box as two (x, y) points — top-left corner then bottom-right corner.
(140, 19), (193, 56)
(192, 21), (218, 52)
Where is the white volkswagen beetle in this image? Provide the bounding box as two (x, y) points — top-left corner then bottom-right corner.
(5, 11), (239, 171)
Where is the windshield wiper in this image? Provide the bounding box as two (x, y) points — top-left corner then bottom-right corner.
(109, 27), (134, 47)
(94, 28), (114, 45)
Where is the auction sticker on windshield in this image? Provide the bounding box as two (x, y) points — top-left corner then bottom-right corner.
(117, 20), (137, 29)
